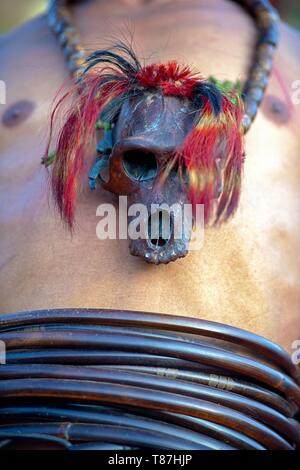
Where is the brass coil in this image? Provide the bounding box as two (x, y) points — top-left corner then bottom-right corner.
(0, 309), (299, 450)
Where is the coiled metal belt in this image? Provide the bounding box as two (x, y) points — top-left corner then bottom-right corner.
(0, 309), (299, 450)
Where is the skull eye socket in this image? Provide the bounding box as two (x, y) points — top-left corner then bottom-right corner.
(122, 149), (158, 181)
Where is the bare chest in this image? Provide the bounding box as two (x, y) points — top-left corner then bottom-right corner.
(1, 110), (299, 352)
(0, 5), (300, 352)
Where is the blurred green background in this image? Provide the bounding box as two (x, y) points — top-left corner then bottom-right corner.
(0, 0), (47, 33)
(0, 0), (299, 34)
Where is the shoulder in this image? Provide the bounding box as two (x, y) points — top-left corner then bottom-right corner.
(265, 22), (300, 133)
(277, 21), (300, 80)
(0, 13), (69, 92)
(0, 14), (61, 72)
(0, 15), (70, 149)
(280, 22), (300, 59)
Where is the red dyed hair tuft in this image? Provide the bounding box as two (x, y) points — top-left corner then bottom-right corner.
(136, 62), (199, 98)
(45, 42), (244, 228)
(175, 96), (244, 224)
(46, 73), (130, 228)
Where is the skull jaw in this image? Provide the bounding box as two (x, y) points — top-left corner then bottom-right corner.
(126, 187), (192, 264)
(129, 236), (190, 265)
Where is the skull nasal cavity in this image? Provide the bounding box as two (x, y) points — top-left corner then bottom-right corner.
(148, 210), (173, 249)
(122, 149), (158, 181)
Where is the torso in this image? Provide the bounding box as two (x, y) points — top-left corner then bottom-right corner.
(0, 0), (300, 352)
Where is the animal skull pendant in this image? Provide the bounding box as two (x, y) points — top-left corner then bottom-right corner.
(48, 48), (244, 266)
(94, 92), (199, 264)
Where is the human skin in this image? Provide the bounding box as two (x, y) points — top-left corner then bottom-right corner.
(0, 0), (299, 353)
